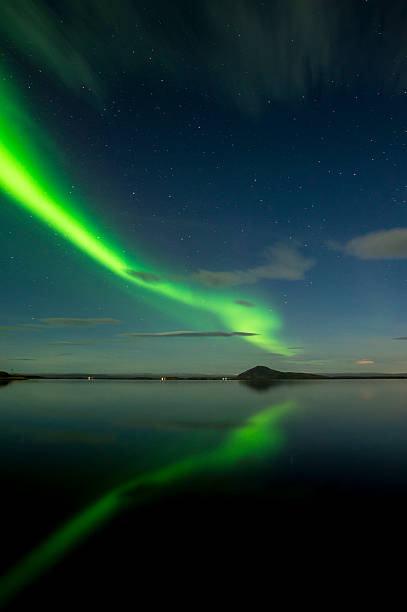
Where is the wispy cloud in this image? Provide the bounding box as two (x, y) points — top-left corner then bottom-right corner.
(1, 318), (122, 333)
(393, 337), (407, 340)
(47, 341), (96, 345)
(126, 270), (160, 283)
(39, 318), (121, 327)
(193, 244), (314, 287)
(235, 300), (256, 307)
(356, 360), (375, 365)
(118, 331), (258, 338)
(21, 324), (50, 329)
(338, 228), (407, 259)
(0, 325), (48, 331)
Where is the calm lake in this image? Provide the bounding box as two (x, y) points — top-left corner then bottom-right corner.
(1, 378), (406, 606)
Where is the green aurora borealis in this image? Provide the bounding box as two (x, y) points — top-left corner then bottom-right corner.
(0, 69), (291, 357)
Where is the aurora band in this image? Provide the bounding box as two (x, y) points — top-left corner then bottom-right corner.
(0, 70), (292, 355)
(0, 400), (295, 606)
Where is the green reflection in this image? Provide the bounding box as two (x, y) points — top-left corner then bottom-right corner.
(0, 400), (294, 606)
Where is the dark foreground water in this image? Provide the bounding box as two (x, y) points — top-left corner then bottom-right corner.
(1, 378), (407, 606)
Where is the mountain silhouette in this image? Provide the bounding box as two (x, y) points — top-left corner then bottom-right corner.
(237, 365), (326, 380)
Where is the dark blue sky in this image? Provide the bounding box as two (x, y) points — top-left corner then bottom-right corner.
(2, 0), (407, 374)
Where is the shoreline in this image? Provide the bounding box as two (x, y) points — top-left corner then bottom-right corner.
(3, 375), (407, 381)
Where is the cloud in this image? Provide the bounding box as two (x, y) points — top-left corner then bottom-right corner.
(39, 318), (121, 327)
(1, 319), (121, 334)
(193, 244), (315, 287)
(47, 341), (96, 345)
(126, 270), (160, 283)
(118, 330), (258, 338)
(341, 228), (407, 260)
(0, 325), (49, 331)
(235, 300), (256, 307)
(21, 324), (50, 328)
(287, 346), (305, 350)
(393, 337), (407, 340)
(356, 360), (375, 365)
(8, 358), (36, 361)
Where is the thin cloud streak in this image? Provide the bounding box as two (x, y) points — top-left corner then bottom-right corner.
(118, 330), (258, 338)
(40, 318), (122, 327)
(47, 341), (97, 346)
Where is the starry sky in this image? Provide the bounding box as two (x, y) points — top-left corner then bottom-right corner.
(2, 0), (407, 375)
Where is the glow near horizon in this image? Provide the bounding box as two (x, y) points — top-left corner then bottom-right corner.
(0, 400), (294, 606)
(0, 71), (292, 356)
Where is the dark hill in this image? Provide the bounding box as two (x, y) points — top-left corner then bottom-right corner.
(237, 365), (326, 380)
(237, 366), (282, 379)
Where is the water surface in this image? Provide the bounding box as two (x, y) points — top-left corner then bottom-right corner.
(1, 379), (406, 606)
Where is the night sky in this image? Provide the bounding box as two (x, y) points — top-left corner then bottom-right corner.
(2, 0), (407, 374)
